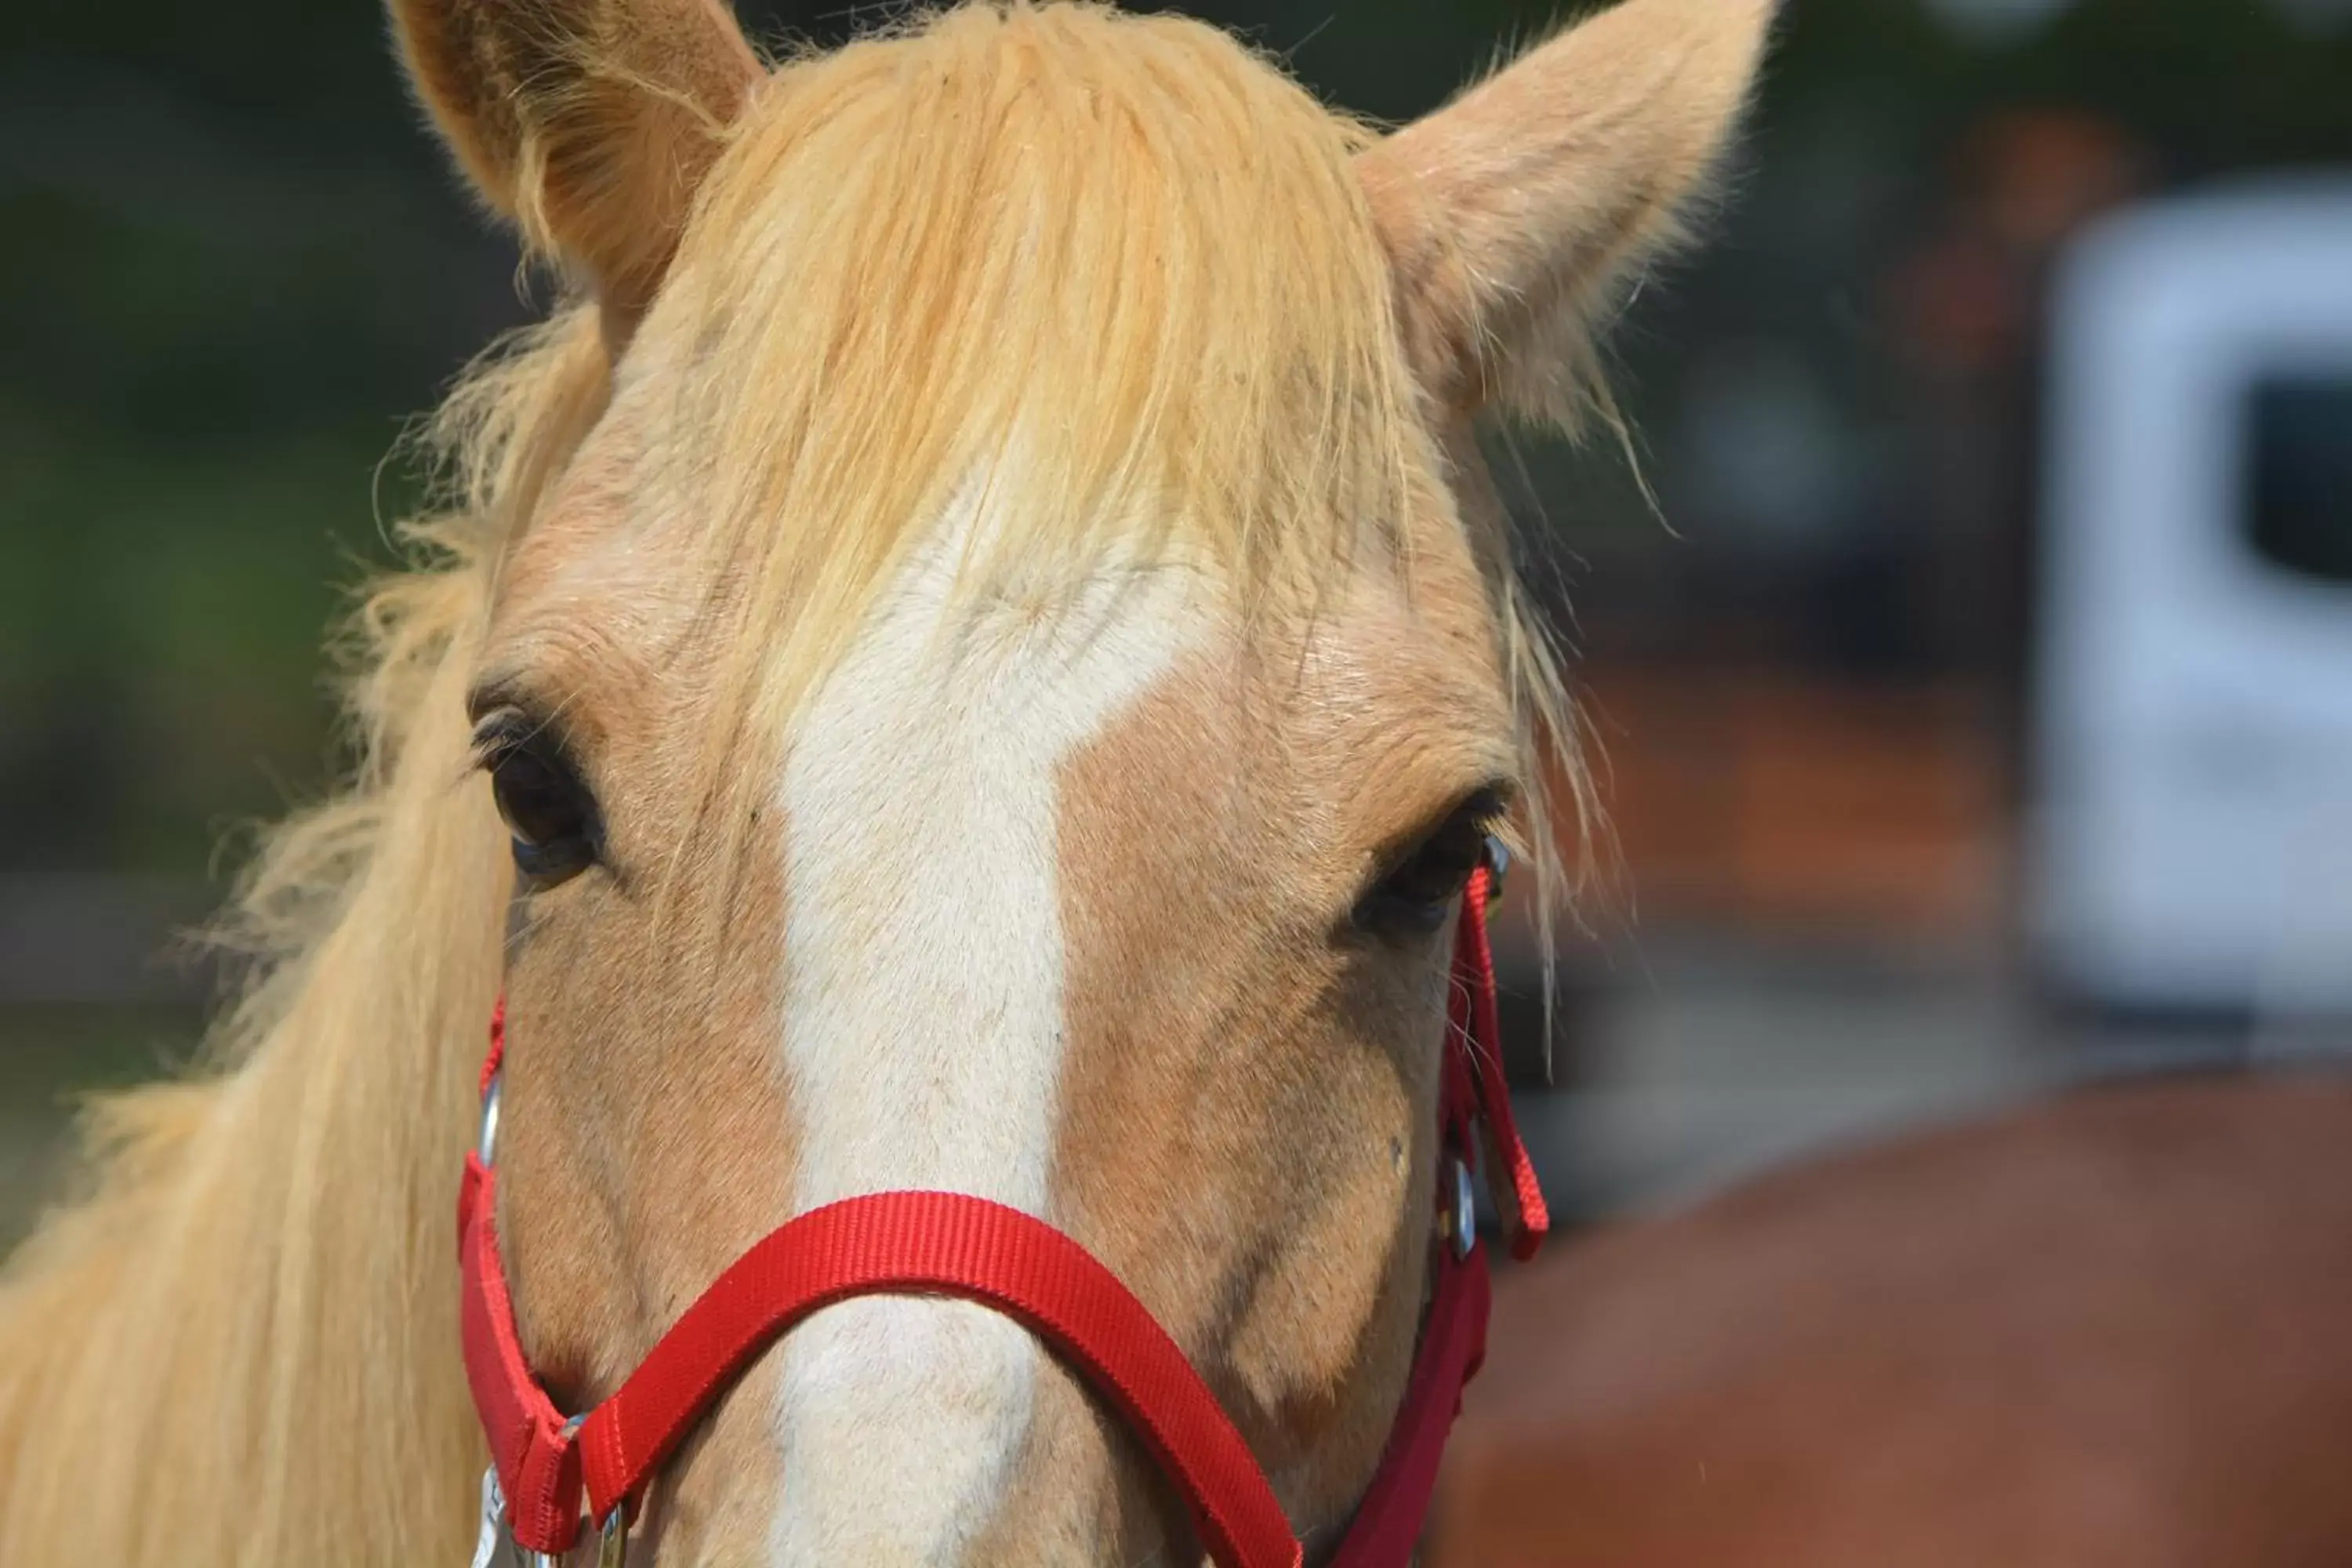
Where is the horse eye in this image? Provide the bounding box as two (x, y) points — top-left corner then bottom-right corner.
(477, 719), (600, 887)
(1355, 791), (1504, 940)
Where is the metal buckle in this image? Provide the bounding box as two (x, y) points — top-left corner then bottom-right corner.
(1442, 1156), (1476, 1261)
(477, 1071), (503, 1169)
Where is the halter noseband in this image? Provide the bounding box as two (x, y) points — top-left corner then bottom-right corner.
(458, 851), (1547, 1566)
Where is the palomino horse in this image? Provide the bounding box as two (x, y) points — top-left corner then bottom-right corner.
(0, 1), (1773, 1563)
(1436, 1070), (2352, 1567)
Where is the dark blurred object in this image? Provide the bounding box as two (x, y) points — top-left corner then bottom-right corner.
(2248, 376), (2352, 585)
(1882, 109), (2148, 771)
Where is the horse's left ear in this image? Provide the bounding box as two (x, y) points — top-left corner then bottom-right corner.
(389, 0), (762, 333)
(1359, 0), (1777, 421)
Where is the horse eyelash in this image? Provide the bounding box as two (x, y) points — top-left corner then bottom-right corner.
(468, 709), (555, 771)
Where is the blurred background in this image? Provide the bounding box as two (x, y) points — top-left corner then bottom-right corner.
(2, 0), (2349, 1246)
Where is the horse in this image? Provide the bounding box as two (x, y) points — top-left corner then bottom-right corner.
(1434, 1069), (2352, 1567)
(0, 0), (1776, 1561)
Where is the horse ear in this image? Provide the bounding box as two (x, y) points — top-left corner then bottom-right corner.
(389, 0), (761, 329)
(1359, 0), (1775, 421)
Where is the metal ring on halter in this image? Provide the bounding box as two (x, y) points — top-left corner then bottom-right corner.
(1445, 1156), (1476, 1261)
(514, 1508), (622, 1567)
(474, 1466), (508, 1568)
(477, 1073), (503, 1168)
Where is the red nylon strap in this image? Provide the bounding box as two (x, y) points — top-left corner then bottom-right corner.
(581, 1193), (1300, 1568)
(480, 997), (505, 1096)
(459, 866), (1540, 1563)
(1450, 867), (1549, 1261)
(459, 1157), (584, 1550)
(1326, 1243), (1490, 1563)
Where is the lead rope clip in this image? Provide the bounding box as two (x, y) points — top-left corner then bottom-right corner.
(514, 1515), (623, 1568)
(469, 1468), (506, 1568)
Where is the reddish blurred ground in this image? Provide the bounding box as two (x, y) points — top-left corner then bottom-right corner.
(1551, 668), (2009, 949)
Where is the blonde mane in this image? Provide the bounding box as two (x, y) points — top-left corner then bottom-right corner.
(0, 5), (1584, 1561)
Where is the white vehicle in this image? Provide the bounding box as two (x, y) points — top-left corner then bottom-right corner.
(2031, 181), (2352, 1018)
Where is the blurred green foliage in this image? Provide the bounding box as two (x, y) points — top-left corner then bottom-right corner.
(0, 1004), (199, 1240)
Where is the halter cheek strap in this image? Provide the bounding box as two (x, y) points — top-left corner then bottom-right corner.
(457, 861), (1546, 1565)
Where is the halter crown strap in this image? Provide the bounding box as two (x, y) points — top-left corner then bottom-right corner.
(457, 862), (1544, 1563)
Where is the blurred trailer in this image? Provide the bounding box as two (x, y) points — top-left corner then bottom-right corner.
(2031, 182), (2352, 1019)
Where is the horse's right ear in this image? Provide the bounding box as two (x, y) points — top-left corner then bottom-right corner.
(389, 0), (761, 331)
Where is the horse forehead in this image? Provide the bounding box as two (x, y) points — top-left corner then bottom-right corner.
(775, 527), (1218, 1153)
(762, 488), (1520, 1184)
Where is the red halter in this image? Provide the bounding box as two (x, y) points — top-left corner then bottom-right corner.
(458, 858), (1547, 1564)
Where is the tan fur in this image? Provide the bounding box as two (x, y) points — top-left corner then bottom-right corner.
(1361, 0), (1776, 425)
(389, 0), (761, 325)
(0, 2), (1766, 1562)
(1035, 532), (1519, 1558)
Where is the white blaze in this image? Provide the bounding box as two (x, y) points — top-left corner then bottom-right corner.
(769, 492), (1198, 1565)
